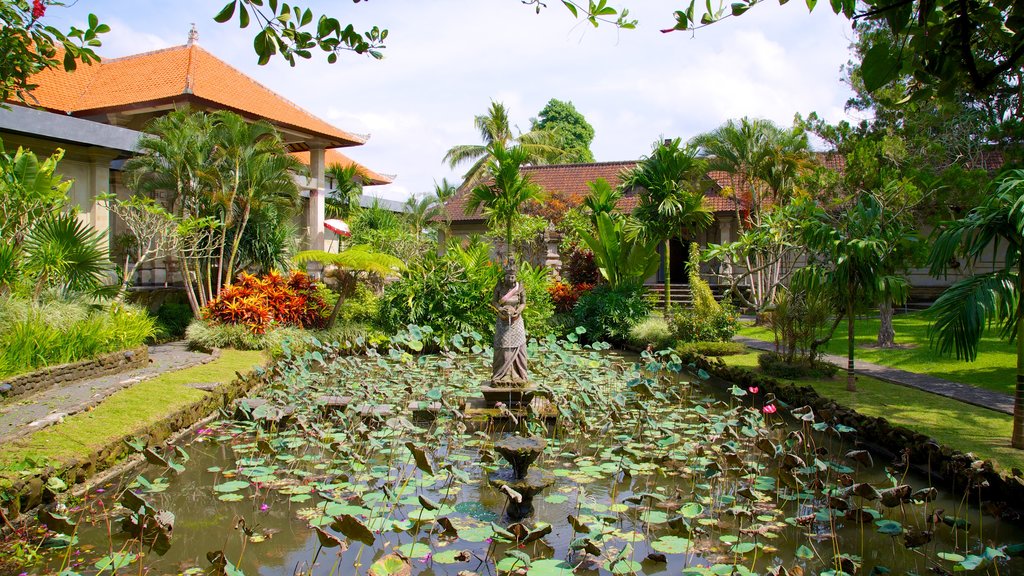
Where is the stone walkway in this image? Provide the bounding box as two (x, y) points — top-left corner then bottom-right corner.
(734, 336), (1016, 415)
(0, 342), (217, 444)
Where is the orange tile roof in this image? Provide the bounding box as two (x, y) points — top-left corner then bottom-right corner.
(444, 160), (743, 222)
(23, 43), (365, 148)
(290, 150), (393, 186)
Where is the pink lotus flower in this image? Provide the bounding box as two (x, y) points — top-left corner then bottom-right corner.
(763, 404), (777, 415)
(748, 386), (759, 394)
(259, 503), (270, 512)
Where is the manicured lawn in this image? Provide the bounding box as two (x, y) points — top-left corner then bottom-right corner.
(720, 351), (1024, 473)
(0, 349), (266, 476)
(739, 312), (1017, 395)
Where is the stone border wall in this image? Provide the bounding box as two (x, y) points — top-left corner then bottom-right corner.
(0, 366), (269, 521)
(684, 352), (1024, 520)
(0, 347), (149, 402)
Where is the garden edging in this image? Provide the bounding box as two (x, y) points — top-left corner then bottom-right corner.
(0, 361), (270, 524)
(0, 347), (150, 403)
(683, 352), (1024, 521)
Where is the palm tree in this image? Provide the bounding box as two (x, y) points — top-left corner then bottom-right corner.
(465, 144), (543, 258)
(293, 246), (405, 328)
(620, 138), (714, 317)
(582, 178), (622, 223)
(23, 213), (110, 303)
(206, 111), (299, 291)
(443, 101), (563, 188)
(326, 163), (365, 219)
(799, 192), (909, 392)
(690, 117), (810, 226)
(404, 194), (444, 241)
(433, 177), (459, 201)
(927, 170), (1024, 448)
(124, 109), (215, 217)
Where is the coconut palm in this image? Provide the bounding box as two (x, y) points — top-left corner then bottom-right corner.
(433, 177), (459, 201)
(465, 144), (543, 258)
(443, 101), (563, 188)
(620, 138), (713, 317)
(927, 170), (1024, 448)
(293, 246), (405, 328)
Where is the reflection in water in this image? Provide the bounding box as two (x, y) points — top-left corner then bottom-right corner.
(27, 344), (1024, 575)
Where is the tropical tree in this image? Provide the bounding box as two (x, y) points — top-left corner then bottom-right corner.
(465, 144), (543, 259)
(100, 194), (179, 302)
(444, 101), (563, 188)
(325, 163), (365, 219)
(578, 212), (661, 288)
(206, 111), (302, 290)
(620, 138), (713, 317)
(582, 178), (622, 222)
(690, 117), (810, 226)
(293, 246), (405, 329)
(433, 177), (459, 201)
(0, 142), (109, 301)
(927, 170), (1024, 449)
(123, 109), (215, 217)
(532, 98), (596, 163)
(799, 192), (912, 391)
(404, 194), (444, 241)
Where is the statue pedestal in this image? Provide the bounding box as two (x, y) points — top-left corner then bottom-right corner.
(480, 384), (535, 409)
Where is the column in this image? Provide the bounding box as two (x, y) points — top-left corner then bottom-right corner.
(307, 147), (326, 252)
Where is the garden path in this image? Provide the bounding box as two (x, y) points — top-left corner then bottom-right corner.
(734, 336), (1015, 415)
(0, 342), (217, 444)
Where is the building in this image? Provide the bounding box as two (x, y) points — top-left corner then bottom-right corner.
(1, 31), (392, 285)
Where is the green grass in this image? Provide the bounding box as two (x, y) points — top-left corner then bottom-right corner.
(0, 349), (266, 476)
(739, 312), (1017, 395)
(720, 351), (1024, 473)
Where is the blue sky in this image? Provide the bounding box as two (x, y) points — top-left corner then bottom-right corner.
(51, 1), (858, 200)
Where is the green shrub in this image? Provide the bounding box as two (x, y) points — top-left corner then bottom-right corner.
(153, 301), (194, 341)
(676, 340), (747, 357)
(336, 284), (379, 325)
(670, 302), (740, 343)
(572, 283), (652, 344)
(757, 351), (839, 379)
(185, 318), (304, 351)
(378, 240), (555, 340)
(0, 299), (155, 378)
(627, 316), (675, 350)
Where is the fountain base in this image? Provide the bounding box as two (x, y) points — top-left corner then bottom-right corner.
(488, 468), (555, 519)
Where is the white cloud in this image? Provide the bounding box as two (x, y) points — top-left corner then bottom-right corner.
(54, 1), (857, 201)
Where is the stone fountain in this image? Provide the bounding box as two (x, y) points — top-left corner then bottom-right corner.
(489, 435), (554, 519)
(480, 258), (536, 409)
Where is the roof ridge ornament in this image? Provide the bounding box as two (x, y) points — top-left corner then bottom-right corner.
(187, 23), (199, 46)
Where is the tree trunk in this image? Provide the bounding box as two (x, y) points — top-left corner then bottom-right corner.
(224, 204), (251, 286)
(327, 292), (346, 329)
(846, 299), (857, 392)
(1014, 268), (1024, 449)
(877, 297), (896, 348)
(663, 239), (671, 319)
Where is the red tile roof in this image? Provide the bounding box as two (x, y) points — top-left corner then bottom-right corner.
(23, 43), (365, 149)
(444, 160), (744, 222)
(290, 150), (393, 186)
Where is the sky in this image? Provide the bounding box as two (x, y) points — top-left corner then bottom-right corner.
(51, 1), (860, 201)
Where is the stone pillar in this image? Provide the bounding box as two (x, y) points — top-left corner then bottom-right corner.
(85, 153), (113, 253)
(307, 147), (326, 252)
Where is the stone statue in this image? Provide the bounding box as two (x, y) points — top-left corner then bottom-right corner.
(492, 258), (528, 385)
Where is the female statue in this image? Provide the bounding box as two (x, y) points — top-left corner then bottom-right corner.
(492, 259), (528, 385)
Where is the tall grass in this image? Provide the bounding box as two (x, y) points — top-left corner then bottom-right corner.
(0, 298), (155, 379)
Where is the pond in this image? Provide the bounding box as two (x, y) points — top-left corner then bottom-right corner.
(25, 328), (1024, 575)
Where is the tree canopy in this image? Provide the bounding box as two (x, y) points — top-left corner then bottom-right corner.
(532, 99), (596, 164)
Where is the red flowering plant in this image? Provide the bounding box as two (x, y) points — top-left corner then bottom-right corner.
(203, 271), (330, 334)
(548, 280), (595, 313)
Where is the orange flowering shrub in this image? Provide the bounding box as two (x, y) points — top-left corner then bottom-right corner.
(548, 280), (594, 313)
(204, 271), (329, 334)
